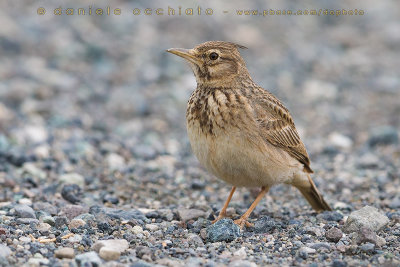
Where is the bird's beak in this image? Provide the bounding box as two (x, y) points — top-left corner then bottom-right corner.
(166, 48), (199, 65)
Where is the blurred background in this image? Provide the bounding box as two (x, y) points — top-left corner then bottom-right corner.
(0, 0), (399, 213)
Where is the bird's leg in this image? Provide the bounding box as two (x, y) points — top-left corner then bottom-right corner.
(212, 186), (236, 224)
(234, 186), (270, 229)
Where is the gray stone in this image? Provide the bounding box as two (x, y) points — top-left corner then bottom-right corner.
(308, 242), (331, 250)
(33, 202), (58, 215)
(14, 204), (36, 219)
(355, 227), (378, 245)
(99, 247), (120, 261)
(254, 216), (276, 233)
(75, 251), (102, 266)
(360, 242), (375, 253)
(344, 206), (389, 233)
(206, 219), (240, 242)
(89, 205), (147, 222)
(92, 239), (129, 253)
(368, 126), (399, 147)
(54, 247), (75, 259)
(178, 208), (206, 222)
(0, 244), (12, 258)
(326, 227), (343, 243)
(188, 233), (204, 246)
(69, 218), (86, 229)
(59, 205), (89, 220)
(16, 218), (39, 224)
(36, 222), (51, 234)
(41, 216), (55, 226)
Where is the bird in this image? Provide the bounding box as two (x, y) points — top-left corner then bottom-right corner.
(167, 41), (331, 229)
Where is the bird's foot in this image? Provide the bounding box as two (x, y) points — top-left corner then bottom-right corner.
(234, 217), (254, 229)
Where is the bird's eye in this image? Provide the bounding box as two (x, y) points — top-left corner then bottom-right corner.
(209, 52), (219, 60)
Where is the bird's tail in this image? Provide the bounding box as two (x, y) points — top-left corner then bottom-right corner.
(293, 173), (332, 211)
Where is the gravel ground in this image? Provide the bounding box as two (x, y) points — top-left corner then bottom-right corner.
(1, 0), (400, 266)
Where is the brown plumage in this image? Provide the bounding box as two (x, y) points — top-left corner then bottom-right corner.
(167, 41), (331, 228)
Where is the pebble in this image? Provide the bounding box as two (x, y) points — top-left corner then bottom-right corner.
(178, 208), (206, 222)
(69, 218), (86, 229)
(99, 246), (121, 261)
(355, 227), (377, 245)
(92, 239), (129, 253)
(75, 251), (102, 266)
(328, 132), (353, 149)
(106, 153), (126, 170)
(61, 184), (82, 204)
(14, 204), (36, 219)
(368, 126), (399, 146)
(36, 222), (51, 234)
(206, 219), (240, 242)
(344, 206), (389, 233)
(254, 216), (277, 233)
(132, 225), (144, 235)
(360, 242), (375, 253)
(145, 224), (159, 232)
(326, 227), (343, 243)
(54, 247), (75, 259)
(0, 244), (12, 257)
(59, 205), (89, 220)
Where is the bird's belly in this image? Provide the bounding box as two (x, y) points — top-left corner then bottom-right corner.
(187, 122), (300, 187)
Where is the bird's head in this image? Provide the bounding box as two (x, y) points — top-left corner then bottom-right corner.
(167, 41), (248, 86)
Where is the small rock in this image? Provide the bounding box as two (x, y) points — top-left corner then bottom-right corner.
(41, 216), (55, 226)
(22, 162), (46, 180)
(0, 244), (11, 257)
(59, 205), (89, 220)
(54, 216), (69, 228)
(14, 204), (36, 219)
(36, 223), (51, 234)
(145, 224), (159, 232)
(89, 206), (147, 221)
(27, 257), (49, 266)
(368, 126), (399, 147)
(61, 184), (82, 204)
(308, 242), (331, 250)
(54, 247), (75, 259)
(92, 239), (129, 253)
(99, 247), (120, 261)
(233, 247), (247, 259)
(106, 153), (125, 170)
(254, 216), (276, 233)
(16, 218), (39, 225)
(187, 233), (204, 246)
(328, 132), (353, 149)
(75, 251), (102, 266)
(332, 260), (347, 267)
(357, 153), (380, 169)
(344, 206), (389, 233)
(326, 227), (343, 243)
(132, 225), (143, 235)
(59, 173), (85, 188)
(298, 246), (316, 259)
(69, 218), (86, 229)
(206, 219), (240, 242)
(360, 242), (375, 253)
(33, 202), (58, 215)
(178, 208), (206, 222)
(355, 227), (377, 245)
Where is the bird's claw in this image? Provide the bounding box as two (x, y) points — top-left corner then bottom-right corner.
(234, 218), (254, 229)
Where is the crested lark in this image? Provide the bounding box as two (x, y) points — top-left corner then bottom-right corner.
(167, 41), (331, 229)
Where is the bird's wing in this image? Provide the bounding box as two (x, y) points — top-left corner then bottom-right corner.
(254, 90), (313, 173)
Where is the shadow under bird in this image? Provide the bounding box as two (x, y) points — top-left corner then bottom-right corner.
(167, 41), (331, 229)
